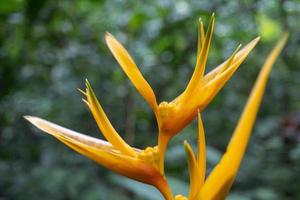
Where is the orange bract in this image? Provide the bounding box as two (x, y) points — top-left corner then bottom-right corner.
(184, 32), (288, 200)
(25, 13), (288, 200)
(105, 15), (260, 139)
(104, 15), (261, 173)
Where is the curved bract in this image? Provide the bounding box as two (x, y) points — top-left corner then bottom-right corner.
(183, 33), (288, 200)
(25, 13), (288, 200)
(25, 80), (174, 200)
(105, 15), (260, 139)
(104, 14), (262, 171)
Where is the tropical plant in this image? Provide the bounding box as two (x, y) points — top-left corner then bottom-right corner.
(25, 14), (288, 200)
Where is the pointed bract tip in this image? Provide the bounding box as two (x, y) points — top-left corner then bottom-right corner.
(85, 79), (92, 89)
(105, 31), (111, 37)
(237, 43), (242, 49)
(183, 140), (192, 151)
(232, 44), (242, 56)
(211, 12), (215, 18)
(23, 115), (33, 121)
(207, 13), (215, 30)
(254, 36), (261, 43)
(184, 140), (188, 146)
(247, 37), (260, 49)
(78, 88), (86, 95)
(210, 14), (215, 22)
(243, 36), (260, 49)
(82, 98), (89, 105)
(23, 115), (39, 125)
(84, 78), (90, 87)
(105, 32), (114, 42)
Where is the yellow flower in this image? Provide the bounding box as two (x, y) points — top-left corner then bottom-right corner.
(104, 14), (260, 171)
(180, 33), (288, 200)
(24, 14), (288, 200)
(24, 80), (173, 200)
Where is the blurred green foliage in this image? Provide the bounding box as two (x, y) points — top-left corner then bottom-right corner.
(0, 0), (299, 199)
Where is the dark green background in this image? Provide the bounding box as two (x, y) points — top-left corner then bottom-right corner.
(0, 0), (299, 199)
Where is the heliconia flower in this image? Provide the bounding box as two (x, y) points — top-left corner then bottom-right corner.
(104, 14), (260, 170)
(179, 33), (289, 200)
(24, 15), (288, 200)
(24, 80), (174, 200)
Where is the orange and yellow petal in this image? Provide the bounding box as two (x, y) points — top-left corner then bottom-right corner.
(24, 116), (173, 198)
(105, 32), (158, 115)
(197, 33), (288, 199)
(197, 18), (206, 57)
(184, 140), (200, 200)
(163, 36), (260, 137)
(82, 80), (136, 157)
(183, 112), (206, 200)
(202, 36), (260, 87)
(196, 112), (206, 187)
(178, 14), (215, 104)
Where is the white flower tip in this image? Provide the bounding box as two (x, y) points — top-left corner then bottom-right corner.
(24, 115), (35, 123)
(24, 115), (45, 128)
(254, 36), (261, 43)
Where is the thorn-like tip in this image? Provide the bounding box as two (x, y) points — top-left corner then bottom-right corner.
(105, 32), (113, 41)
(85, 79), (91, 88)
(184, 140), (193, 154)
(233, 44), (242, 55)
(23, 115), (32, 121)
(78, 88), (86, 95)
(249, 37), (261, 47)
(82, 98), (89, 105)
(184, 140), (189, 147)
(23, 115), (38, 124)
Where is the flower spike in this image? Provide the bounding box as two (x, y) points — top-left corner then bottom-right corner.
(184, 140), (199, 200)
(104, 14), (259, 141)
(24, 80), (178, 199)
(183, 112), (206, 200)
(182, 13), (215, 101)
(24, 15), (287, 200)
(196, 33), (289, 199)
(197, 18), (206, 56)
(178, 33), (288, 200)
(157, 37), (260, 147)
(25, 114), (174, 199)
(202, 37), (259, 86)
(104, 14), (262, 179)
(190, 43), (243, 108)
(196, 111), (206, 187)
